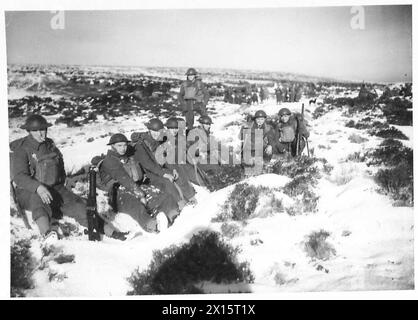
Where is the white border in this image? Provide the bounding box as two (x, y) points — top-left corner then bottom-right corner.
(0, 0), (416, 300)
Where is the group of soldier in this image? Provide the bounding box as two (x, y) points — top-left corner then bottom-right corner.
(10, 67), (309, 242)
(275, 83), (303, 104)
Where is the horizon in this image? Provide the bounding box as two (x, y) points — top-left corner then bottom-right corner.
(7, 62), (402, 85)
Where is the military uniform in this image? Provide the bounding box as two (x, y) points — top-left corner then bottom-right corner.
(100, 148), (178, 232)
(239, 121), (278, 161)
(178, 76), (210, 130)
(275, 114), (309, 156)
(10, 134), (88, 232)
(132, 132), (186, 209)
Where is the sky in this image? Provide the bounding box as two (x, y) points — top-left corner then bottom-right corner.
(5, 5), (412, 83)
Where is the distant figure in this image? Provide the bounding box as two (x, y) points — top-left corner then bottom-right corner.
(178, 68), (210, 130)
(275, 87), (283, 104)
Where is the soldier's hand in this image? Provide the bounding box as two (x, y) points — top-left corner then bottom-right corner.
(36, 185), (53, 205)
(163, 173), (175, 183)
(265, 145), (273, 155)
(172, 169), (179, 180)
(140, 197), (148, 206)
(133, 188), (145, 199)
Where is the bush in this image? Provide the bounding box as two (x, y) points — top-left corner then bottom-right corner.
(271, 156), (323, 180)
(328, 164), (358, 186)
(304, 230), (336, 261)
(221, 222), (242, 239)
(371, 127), (408, 140)
(127, 230), (254, 295)
(215, 183), (266, 222)
(346, 152), (366, 162)
(348, 133), (368, 144)
(375, 164), (413, 206)
(367, 144), (412, 168)
(204, 165), (245, 192)
(11, 239), (37, 297)
(345, 119), (389, 131)
(380, 97), (412, 126)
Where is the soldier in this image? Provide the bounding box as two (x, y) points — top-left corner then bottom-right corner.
(239, 110), (278, 162)
(275, 107), (310, 157)
(178, 68), (210, 130)
(163, 117), (197, 204)
(131, 118), (186, 210)
(275, 86), (283, 104)
(99, 133), (176, 232)
(9, 115), (124, 241)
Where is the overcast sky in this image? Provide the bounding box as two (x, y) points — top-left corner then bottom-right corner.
(5, 5), (412, 83)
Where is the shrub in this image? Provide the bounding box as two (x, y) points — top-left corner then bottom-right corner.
(304, 230), (336, 261)
(204, 165), (245, 192)
(271, 156), (323, 180)
(11, 239), (37, 297)
(381, 97), (412, 126)
(345, 119), (389, 131)
(379, 138), (403, 148)
(328, 164), (358, 186)
(375, 164), (413, 206)
(370, 127), (408, 140)
(221, 222), (242, 239)
(348, 133), (368, 144)
(346, 152), (366, 162)
(215, 183), (265, 222)
(127, 230), (254, 295)
(367, 144), (412, 167)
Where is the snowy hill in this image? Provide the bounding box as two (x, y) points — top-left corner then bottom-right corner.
(9, 66), (414, 297)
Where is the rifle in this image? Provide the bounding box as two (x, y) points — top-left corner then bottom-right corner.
(296, 103), (304, 156)
(85, 166), (102, 241)
(10, 181), (32, 229)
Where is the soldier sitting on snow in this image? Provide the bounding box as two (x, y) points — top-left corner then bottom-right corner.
(97, 133), (177, 232)
(10, 115), (124, 242)
(131, 118), (190, 211)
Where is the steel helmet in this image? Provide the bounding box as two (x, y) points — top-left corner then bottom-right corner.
(146, 118), (164, 131)
(278, 108), (291, 116)
(165, 117), (179, 129)
(198, 115), (213, 125)
(185, 68), (198, 76)
(254, 110), (267, 119)
(107, 133), (130, 145)
(20, 114), (52, 131)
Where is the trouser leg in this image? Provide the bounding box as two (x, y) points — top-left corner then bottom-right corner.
(17, 187), (56, 235)
(167, 164), (196, 200)
(146, 172), (182, 202)
(184, 100), (195, 130)
(55, 184), (88, 228)
(115, 190), (157, 233)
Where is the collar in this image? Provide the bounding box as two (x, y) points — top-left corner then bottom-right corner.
(25, 134), (43, 150)
(107, 149), (128, 161)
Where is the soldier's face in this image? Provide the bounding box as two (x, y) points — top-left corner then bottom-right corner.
(202, 124), (211, 131)
(150, 129), (162, 140)
(112, 142), (128, 155)
(187, 75), (196, 81)
(255, 118), (265, 126)
(168, 128), (178, 137)
(281, 114), (290, 123)
(30, 129), (47, 143)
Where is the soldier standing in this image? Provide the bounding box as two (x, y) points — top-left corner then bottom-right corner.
(178, 68), (210, 130)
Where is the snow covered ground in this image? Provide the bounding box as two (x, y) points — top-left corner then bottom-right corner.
(9, 81), (414, 297)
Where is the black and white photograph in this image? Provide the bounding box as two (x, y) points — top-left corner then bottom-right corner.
(2, 1), (415, 299)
